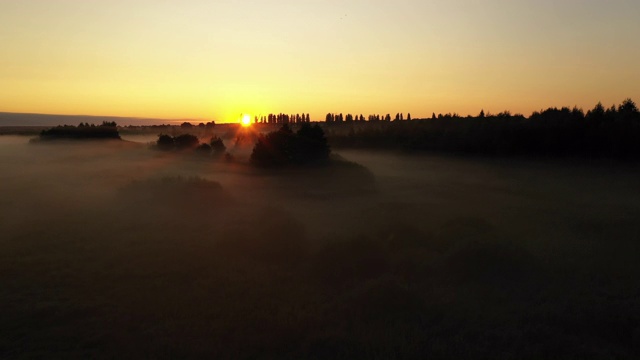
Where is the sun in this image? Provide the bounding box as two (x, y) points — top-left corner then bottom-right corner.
(241, 114), (252, 127)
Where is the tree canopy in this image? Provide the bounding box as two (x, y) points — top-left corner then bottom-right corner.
(251, 124), (330, 166)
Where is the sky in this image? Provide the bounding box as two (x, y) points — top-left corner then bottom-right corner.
(1, 0), (639, 123)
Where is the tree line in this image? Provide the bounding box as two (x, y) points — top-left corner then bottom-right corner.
(326, 113), (411, 123)
(256, 113), (311, 125)
(156, 133), (227, 156)
(37, 121), (121, 140)
(326, 99), (640, 158)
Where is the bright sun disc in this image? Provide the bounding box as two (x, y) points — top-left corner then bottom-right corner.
(241, 114), (252, 127)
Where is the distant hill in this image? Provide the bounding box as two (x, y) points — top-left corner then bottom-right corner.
(0, 112), (205, 127)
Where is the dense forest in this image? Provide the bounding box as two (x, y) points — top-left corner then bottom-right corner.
(324, 99), (640, 158)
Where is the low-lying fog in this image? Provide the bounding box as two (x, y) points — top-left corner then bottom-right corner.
(2, 134), (640, 358)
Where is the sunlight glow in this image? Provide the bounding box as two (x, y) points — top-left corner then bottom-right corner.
(1, 2), (639, 121)
(241, 114), (252, 127)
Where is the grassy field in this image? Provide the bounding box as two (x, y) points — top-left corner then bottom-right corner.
(1, 136), (640, 359)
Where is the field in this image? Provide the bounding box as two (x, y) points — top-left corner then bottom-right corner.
(1, 134), (640, 359)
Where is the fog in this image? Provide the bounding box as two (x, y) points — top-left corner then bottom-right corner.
(2, 135), (640, 358)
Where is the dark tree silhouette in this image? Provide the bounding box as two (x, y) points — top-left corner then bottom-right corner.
(39, 123), (120, 140)
(251, 125), (296, 166)
(196, 143), (212, 154)
(325, 113), (333, 123)
(210, 136), (226, 155)
(174, 134), (199, 150)
(325, 99), (640, 158)
(293, 123), (330, 164)
(619, 98), (638, 115)
(157, 134), (175, 151)
(251, 124), (330, 166)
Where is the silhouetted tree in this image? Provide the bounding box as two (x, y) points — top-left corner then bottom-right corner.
(587, 102), (605, 119)
(39, 123), (120, 140)
(251, 125), (296, 166)
(196, 143), (212, 154)
(157, 134), (174, 151)
(325, 113), (333, 123)
(174, 134), (199, 150)
(210, 136), (226, 155)
(294, 123), (330, 164)
(619, 98), (638, 115)
(251, 124), (330, 166)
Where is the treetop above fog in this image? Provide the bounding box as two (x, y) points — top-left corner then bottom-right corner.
(251, 123), (330, 167)
(155, 133), (227, 156)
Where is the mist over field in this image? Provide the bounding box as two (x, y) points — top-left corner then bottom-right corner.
(2, 135), (640, 358)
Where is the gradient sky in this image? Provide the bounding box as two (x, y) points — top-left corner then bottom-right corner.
(1, 0), (639, 122)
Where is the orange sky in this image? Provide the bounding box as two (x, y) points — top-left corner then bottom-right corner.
(1, 1), (639, 123)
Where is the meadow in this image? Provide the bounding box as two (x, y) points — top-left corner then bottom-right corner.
(1, 133), (639, 359)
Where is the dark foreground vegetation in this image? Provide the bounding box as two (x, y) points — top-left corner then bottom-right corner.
(326, 99), (640, 158)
